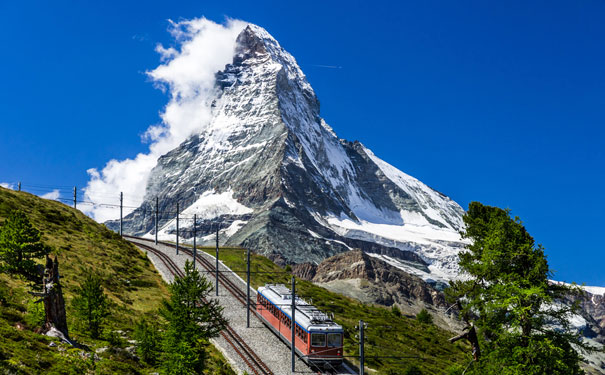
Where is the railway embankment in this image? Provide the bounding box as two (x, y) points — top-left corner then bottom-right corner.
(127, 237), (337, 375)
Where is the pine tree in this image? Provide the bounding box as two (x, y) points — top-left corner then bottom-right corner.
(0, 210), (50, 281)
(71, 272), (109, 339)
(160, 260), (227, 375)
(447, 202), (588, 375)
(134, 316), (161, 365)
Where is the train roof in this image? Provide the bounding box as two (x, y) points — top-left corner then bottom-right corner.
(258, 284), (343, 332)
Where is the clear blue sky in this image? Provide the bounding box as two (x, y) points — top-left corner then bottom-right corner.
(1, 0), (603, 285)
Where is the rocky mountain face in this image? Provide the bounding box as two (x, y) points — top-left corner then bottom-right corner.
(114, 24), (467, 284)
(292, 250), (461, 330)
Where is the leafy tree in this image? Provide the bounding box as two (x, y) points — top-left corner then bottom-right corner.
(0, 210), (50, 281)
(446, 202), (587, 375)
(72, 272), (109, 339)
(160, 260), (227, 374)
(416, 308), (433, 324)
(134, 316), (161, 365)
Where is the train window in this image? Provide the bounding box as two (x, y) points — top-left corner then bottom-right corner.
(327, 333), (342, 347)
(311, 333), (326, 347)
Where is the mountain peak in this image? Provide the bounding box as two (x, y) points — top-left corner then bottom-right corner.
(233, 25), (270, 64)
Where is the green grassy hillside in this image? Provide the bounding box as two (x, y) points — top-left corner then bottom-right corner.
(0, 187), (233, 374)
(187, 245), (471, 375)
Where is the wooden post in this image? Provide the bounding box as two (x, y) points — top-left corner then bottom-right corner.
(215, 226), (219, 297)
(176, 203), (179, 255)
(193, 214), (197, 269)
(291, 276), (296, 373)
(359, 320), (365, 375)
(246, 248), (250, 328)
(155, 197), (159, 245)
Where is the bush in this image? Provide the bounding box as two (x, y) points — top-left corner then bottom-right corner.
(404, 364), (423, 375)
(391, 305), (402, 317)
(416, 308), (433, 324)
(24, 299), (45, 328)
(447, 364), (464, 375)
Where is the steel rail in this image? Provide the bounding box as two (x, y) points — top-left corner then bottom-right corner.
(130, 239), (273, 375)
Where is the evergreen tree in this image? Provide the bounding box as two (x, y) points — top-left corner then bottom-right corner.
(134, 316), (161, 365)
(72, 272), (109, 339)
(447, 202), (587, 375)
(0, 210), (50, 281)
(416, 308), (433, 324)
(160, 260), (227, 374)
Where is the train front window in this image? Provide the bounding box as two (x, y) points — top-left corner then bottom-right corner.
(327, 333), (342, 347)
(311, 333), (326, 347)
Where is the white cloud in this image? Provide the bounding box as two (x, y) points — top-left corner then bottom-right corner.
(83, 17), (247, 223)
(0, 182), (14, 189)
(40, 189), (61, 201)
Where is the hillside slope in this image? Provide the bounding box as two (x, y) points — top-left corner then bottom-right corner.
(182, 242), (471, 375)
(0, 187), (233, 374)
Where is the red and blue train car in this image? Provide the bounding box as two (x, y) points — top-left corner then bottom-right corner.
(257, 284), (344, 368)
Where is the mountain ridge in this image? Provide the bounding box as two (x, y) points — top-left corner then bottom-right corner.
(113, 23), (467, 284)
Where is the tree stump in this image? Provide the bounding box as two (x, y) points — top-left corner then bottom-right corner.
(32, 255), (69, 339)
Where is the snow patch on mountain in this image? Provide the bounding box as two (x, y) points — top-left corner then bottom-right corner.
(363, 146), (464, 231)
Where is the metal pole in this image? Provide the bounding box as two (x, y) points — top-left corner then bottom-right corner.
(215, 226), (219, 296)
(193, 214), (197, 269)
(73, 187), (77, 209)
(246, 248), (250, 328)
(176, 203), (179, 255)
(155, 197), (158, 245)
(119, 192), (123, 236)
(359, 319), (365, 375)
(291, 276), (296, 373)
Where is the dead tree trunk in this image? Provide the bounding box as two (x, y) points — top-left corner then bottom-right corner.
(31, 255), (69, 339)
(450, 324), (481, 361)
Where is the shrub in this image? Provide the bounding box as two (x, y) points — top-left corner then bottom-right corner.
(416, 309), (433, 324)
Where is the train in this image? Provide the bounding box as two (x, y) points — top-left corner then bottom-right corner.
(257, 284), (344, 368)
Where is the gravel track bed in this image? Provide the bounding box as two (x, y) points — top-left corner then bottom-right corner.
(130, 238), (351, 375)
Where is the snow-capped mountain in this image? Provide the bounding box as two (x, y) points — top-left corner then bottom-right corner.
(115, 24), (467, 284)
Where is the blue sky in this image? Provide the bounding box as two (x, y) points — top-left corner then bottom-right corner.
(0, 0), (603, 285)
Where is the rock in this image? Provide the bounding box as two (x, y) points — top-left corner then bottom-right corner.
(95, 347), (108, 354)
(48, 341), (57, 347)
(291, 263), (317, 281)
(307, 250), (462, 330)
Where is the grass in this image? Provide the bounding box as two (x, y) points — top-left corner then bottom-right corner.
(183, 244), (471, 375)
(0, 187), (235, 374)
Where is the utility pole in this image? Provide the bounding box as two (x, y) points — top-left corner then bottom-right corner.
(246, 247), (250, 328)
(176, 203), (179, 255)
(359, 320), (365, 375)
(155, 197), (159, 245)
(193, 214), (197, 269)
(215, 226), (219, 297)
(291, 276), (296, 373)
(73, 187), (77, 209)
(119, 192), (123, 236)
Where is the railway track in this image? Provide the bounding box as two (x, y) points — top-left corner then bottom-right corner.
(129, 239), (273, 375)
(127, 235), (345, 375)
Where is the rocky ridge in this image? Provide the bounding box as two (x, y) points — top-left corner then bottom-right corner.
(292, 250), (462, 330)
